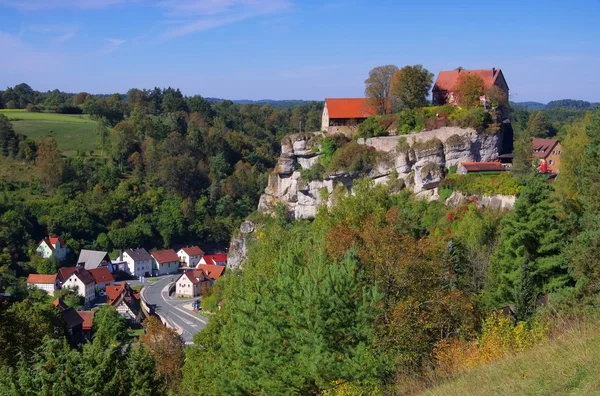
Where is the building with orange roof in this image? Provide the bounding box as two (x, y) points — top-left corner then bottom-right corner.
(321, 98), (379, 135)
(151, 249), (181, 276)
(26, 273), (58, 294)
(532, 138), (562, 173)
(432, 68), (509, 110)
(106, 283), (142, 323)
(35, 235), (70, 261)
(89, 267), (115, 290)
(458, 161), (506, 174)
(177, 246), (205, 267)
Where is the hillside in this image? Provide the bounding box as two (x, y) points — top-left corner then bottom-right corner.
(425, 322), (600, 395)
(0, 110), (98, 156)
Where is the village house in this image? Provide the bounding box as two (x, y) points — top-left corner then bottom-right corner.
(177, 246), (205, 268)
(195, 265), (225, 285)
(57, 266), (79, 288)
(63, 267), (96, 303)
(106, 283), (142, 323)
(458, 162), (506, 174)
(175, 271), (204, 298)
(77, 250), (113, 272)
(53, 298), (84, 344)
(432, 68), (509, 115)
(26, 273), (59, 294)
(532, 138), (562, 173)
(78, 310), (95, 340)
(151, 249), (181, 276)
(198, 254), (228, 267)
(35, 236), (70, 261)
(122, 248), (153, 277)
(89, 267), (115, 291)
(321, 98), (378, 134)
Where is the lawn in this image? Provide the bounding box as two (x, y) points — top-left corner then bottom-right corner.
(424, 322), (600, 395)
(131, 285), (144, 291)
(147, 278), (162, 283)
(0, 110), (99, 157)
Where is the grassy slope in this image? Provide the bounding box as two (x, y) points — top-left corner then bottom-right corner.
(1, 110), (98, 157)
(424, 325), (600, 396)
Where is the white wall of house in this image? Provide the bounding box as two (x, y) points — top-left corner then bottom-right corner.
(64, 275), (96, 303)
(176, 276), (199, 298)
(177, 250), (201, 267)
(321, 103), (329, 132)
(122, 252), (152, 277)
(153, 260), (180, 276)
(36, 241), (69, 261)
(28, 282), (57, 294)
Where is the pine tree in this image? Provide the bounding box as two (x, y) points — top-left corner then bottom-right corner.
(513, 254), (536, 321)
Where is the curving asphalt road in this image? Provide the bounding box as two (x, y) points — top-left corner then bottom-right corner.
(140, 276), (208, 343)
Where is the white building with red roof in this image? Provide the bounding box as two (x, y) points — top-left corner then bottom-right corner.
(26, 273), (59, 294)
(198, 254), (228, 267)
(177, 246), (205, 268)
(63, 267), (96, 303)
(321, 98), (378, 134)
(175, 271), (203, 298)
(151, 249), (181, 276)
(36, 236), (69, 261)
(432, 68), (509, 108)
(89, 267), (115, 291)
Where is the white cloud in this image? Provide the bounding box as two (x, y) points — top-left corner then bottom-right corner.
(0, 0), (124, 11)
(158, 0), (292, 39)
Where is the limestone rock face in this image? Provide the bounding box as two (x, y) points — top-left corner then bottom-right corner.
(258, 126), (509, 221)
(227, 221), (256, 270)
(445, 191), (515, 210)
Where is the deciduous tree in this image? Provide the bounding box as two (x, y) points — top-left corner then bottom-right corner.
(365, 65), (399, 115)
(36, 137), (64, 189)
(142, 316), (185, 392)
(456, 74), (485, 108)
(390, 65), (433, 109)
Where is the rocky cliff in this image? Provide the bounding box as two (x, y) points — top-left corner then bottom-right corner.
(258, 125), (512, 221)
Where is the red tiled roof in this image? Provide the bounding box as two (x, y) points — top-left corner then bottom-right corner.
(151, 249), (179, 264)
(180, 246), (205, 256)
(106, 284), (125, 305)
(201, 254), (228, 266)
(39, 236), (66, 250)
(26, 273), (57, 284)
(325, 98), (378, 119)
(460, 162), (505, 172)
(69, 268), (95, 285)
(182, 271), (200, 285)
(433, 69), (502, 92)
(195, 265), (225, 281)
(78, 311), (95, 331)
(532, 138), (560, 159)
(89, 267), (114, 284)
(57, 267), (78, 283)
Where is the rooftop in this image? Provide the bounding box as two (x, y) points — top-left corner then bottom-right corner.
(325, 98), (378, 119)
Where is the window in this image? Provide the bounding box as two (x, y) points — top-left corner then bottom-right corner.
(549, 160), (554, 165)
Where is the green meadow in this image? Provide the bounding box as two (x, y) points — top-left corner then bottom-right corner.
(1, 110), (99, 156)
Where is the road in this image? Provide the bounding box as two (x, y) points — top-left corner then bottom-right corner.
(140, 276), (208, 343)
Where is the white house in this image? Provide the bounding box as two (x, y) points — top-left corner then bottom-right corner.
(122, 248), (153, 277)
(36, 236), (69, 261)
(175, 271), (203, 298)
(106, 283), (142, 323)
(26, 273), (58, 294)
(177, 246), (205, 268)
(151, 249), (180, 276)
(63, 268), (96, 303)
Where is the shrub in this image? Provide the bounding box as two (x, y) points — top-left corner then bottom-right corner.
(328, 141), (380, 174)
(396, 109), (418, 134)
(357, 116), (390, 138)
(440, 172), (521, 196)
(25, 103), (39, 112)
(300, 163), (326, 181)
(412, 138), (443, 153)
(397, 138), (410, 154)
(445, 134), (470, 148)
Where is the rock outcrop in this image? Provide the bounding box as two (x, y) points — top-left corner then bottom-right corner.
(227, 221), (256, 270)
(258, 126), (512, 220)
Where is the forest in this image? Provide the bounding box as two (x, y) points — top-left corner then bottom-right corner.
(1, 78), (600, 394)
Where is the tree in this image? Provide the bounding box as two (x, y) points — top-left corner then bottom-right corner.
(455, 74), (485, 108)
(390, 65), (433, 109)
(36, 137), (64, 189)
(526, 110), (550, 138)
(142, 316), (185, 392)
(92, 305), (128, 348)
(365, 65), (399, 115)
(0, 114), (19, 157)
(512, 128), (534, 177)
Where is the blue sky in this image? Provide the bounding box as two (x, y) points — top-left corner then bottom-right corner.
(0, 0), (598, 102)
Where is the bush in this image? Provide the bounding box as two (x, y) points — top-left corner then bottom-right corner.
(357, 116), (390, 138)
(445, 134), (470, 148)
(300, 163), (325, 181)
(328, 141), (380, 174)
(25, 103), (39, 112)
(397, 138), (410, 154)
(440, 172), (521, 196)
(412, 138), (443, 153)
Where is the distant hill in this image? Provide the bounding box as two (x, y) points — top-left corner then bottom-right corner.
(205, 98), (322, 109)
(513, 99), (598, 110)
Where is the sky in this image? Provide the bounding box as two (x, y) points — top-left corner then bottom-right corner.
(0, 0), (599, 102)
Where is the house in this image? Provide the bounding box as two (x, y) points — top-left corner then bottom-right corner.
(53, 298), (84, 343)
(26, 273), (58, 294)
(89, 267), (115, 291)
(198, 254), (228, 267)
(194, 265), (225, 285)
(432, 68), (509, 113)
(106, 283), (142, 323)
(78, 310), (95, 340)
(151, 249), (181, 276)
(532, 138), (561, 173)
(458, 162), (506, 174)
(122, 248), (153, 278)
(177, 246), (205, 268)
(36, 236), (70, 261)
(321, 98), (378, 134)
(175, 271), (204, 298)
(57, 266), (78, 287)
(77, 250), (113, 272)
(63, 268), (96, 303)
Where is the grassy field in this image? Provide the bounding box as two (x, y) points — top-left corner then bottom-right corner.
(0, 110), (99, 157)
(424, 323), (600, 396)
